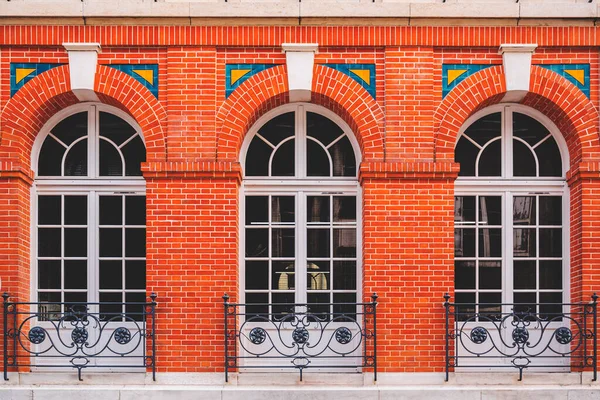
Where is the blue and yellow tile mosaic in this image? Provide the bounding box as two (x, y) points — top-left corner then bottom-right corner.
(442, 64), (496, 98)
(10, 63), (63, 97)
(323, 64), (376, 99)
(108, 64), (159, 98)
(537, 64), (590, 98)
(225, 64), (278, 98)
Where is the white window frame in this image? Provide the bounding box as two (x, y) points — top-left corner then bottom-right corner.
(240, 103), (362, 306)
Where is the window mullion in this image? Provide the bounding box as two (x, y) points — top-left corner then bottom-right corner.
(296, 106), (305, 179)
(504, 106), (513, 178)
(88, 105), (97, 178)
(297, 192), (307, 304)
(89, 192), (98, 305)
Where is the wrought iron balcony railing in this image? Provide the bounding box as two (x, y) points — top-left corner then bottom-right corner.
(223, 294), (377, 382)
(444, 294), (598, 381)
(2, 293), (157, 381)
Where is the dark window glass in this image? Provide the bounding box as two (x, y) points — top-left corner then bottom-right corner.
(258, 112), (295, 147)
(455, 261), (475, 290)
(539, 197), (562, 225)
(245, 261), (269, 290)
(273, 292), (296, 320)
(125, 260), (146, 290)
(536, 137), (562, 177)
(455, 137), (478, 177)
(514, 292), (536, 315)
(514, 228), (536, 257)
(478, 139), (501, 176)
(454, 292), (475, 321)
(38, 138), (66, 176)
(479, 229), (502, 257)
(100, 292), (123, 320)
(121, 136), (145, 177)
(512, 112), (550, 146)
(480, 196), (502, 225)
(513, 197), (536, 225)
(330, 136), (356, 177)
(38, 196), (61, 225)
(454, 229), (475, 257)
(99, 112), (136, 147)
(245, 137), (272, 176)
(464, 112), (501, 147)
(308, 196), (330, 223)
(333, 229), (356, 257)
(513, 140), (536, 177)
(333, 197), (356, 222)
(307, 112), (344, 147)
(125, 196), (146, 225)
(244, 293), (269, 316)
(273, 261), (295, 290)
(64, 196), (87, 225)
(539, 228), (562, 257)
(333, 293), (357, 321)
(272, 196), (294, 223)
(100, 260), (122, 290)
(540, 292), (563, 320)
(272, 228), (295, 257)
(454, 196), (475, 223)
(64, 139), (88, 176)
(64, 228), (87, 257)
(246, 196), (268, 225)
(307, 139), (330, 176)
(125, 228), (146, 257)
(125, 293), (147, 321)
(479, 261), (501, 290)
(479, 292), (501, 320)
(99, 140), (123, 176)
(540, 260), (562, 290)
(307, 229), (329, 258)
(271, 139), (295, 176)
(52, 112), (87, 146)
(38, 228), (61, 257)
(307, 293), (330, 320)
(64, 292), (87, 308)
(100, 228), (123, 257)
(100, 196), (123, 225)
(64, 260), (87, 289)
(514, 260), (536, 290)
(333, 261), (356, 290)
(38, 260), (61, 289)
(245, 228), (268, 258)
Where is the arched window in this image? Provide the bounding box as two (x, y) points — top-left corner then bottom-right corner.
(454, 105), (568, 318)
(33, 104), (146, 319)
(242, 104), (360, 315)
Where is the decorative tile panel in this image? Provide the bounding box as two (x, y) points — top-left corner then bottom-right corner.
(10, 63), (63, 97)
(225, 64), (277, 98)
(442, 64), (496, 98)
(108, 64), (159, 98)
(537, 64), (590, 98)
(323, 64), (376, 99)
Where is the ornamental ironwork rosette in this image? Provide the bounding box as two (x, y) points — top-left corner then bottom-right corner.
(292, 327), (309, 344)
(71, 327), (89, 345)
(28, 327), (46, 344)
(555, 327), (572, 345)
(512, 327), (529, 345)
(469, 327), (488, 344)
(114, 327), (132, 345)
(335, 327), (352, 344)
(249, 327), (267, 345)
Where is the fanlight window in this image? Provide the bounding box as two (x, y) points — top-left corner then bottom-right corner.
(245, 111), (357, 177)
(455, 111), (562, 177)
(38, 111), (145, 177)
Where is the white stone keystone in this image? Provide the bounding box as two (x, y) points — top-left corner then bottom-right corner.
(282, 43), (318, 103)
(499, 43), (537, 103)
(63, 43), (102, 102)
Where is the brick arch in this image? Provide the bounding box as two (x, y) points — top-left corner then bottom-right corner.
(433, 65), (600, 167)
(215, 64), (384, 161)
(0, 64), (167, 172)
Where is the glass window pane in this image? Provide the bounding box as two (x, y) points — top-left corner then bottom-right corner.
(454, 196), (475, 223)
(539, 228), (562, 257)
(513, 140), (537, 177)
(514, 260), (536, 290)
(454, 229), (475, 257)
(333, 293), (357, 321)
(64, 260), (87, 289)
(306, 112), (344, 147)
(38, 137), (66, 176)
(333, 261), (356, 290)
(121, 136), (146, 177)
(246, 196), (268, 225)
(52, 112), (87, 146)
(125, 260), (146, 290)
(539, 197), (562, 225)
(273, 261), (294, 290)
(273, 292), (296, 320)
(125, 293), (147, 321)
(536, 137), (562, 177)
(540, 260), (562, 290)
(245, 228), (268, 258)
(245, 136), (272, 177)
(38, 293), (62, 321)
(513, 196), (536, 225)
(464, 112), (501, 147)
(454, 292), (475, 321)
(38, 260), (61, 289)
(480, 196), (502, 225)
(514, 228), (536, 257)
(125, 228), (146, 257)
(307, 229), (329, 258)
(99, 112), (136, 147)
(38, 228), (61, 257)
(307, 139), (330, 177)
(100, 292), (123, 320)
(100, 196), (123, 225)
(307, 293), (329, 320)
(307, 261), (329, 290)
(125, 196), (146, 226)
(455, 261), (475, 290)
(64, 228), (87, 257)
(479, 261), (501, 290)
(64, 139), (88, 176)
(308, 196), (330, 223)
(99, 140), (123, 176)
(514, 292), (537, 315)
(334, 197), (356, 223)
(100, 260), (122, 290)
(272, 228), (295, 257)
(64, 196), (87, 225)
(513, 112), (550, 146)
(245, 261), (269, 290)
(38, 196), (61, 225)
(478, 139), (501, 177)
(64, 292), (87, 308)
(245, 293), (269, 317)
(479, 228), (502, 257)
(330, 136), (356, 177)
(271, 139), (295, 177)
(272, 196), (294, 223)
(333, 229), (356, 258)
(100, 228), (123, 257)
(479, 292), (501, 320)
(455, 137), (478, 177)
(540, 292), (563, 320)
(258, 112), (295, 147)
